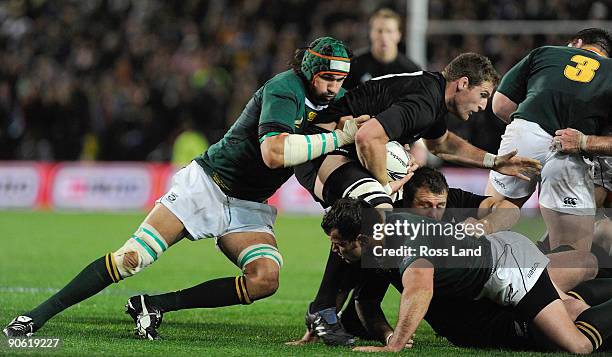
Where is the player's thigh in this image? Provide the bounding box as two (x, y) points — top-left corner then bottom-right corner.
(532, 299), (592, 354)
(321, 159), (393, 207)
(488, 119), (549, 201)
(541, 207), (594, 251)
(314, 154), (351, 200)
(141, 203), (186, 247)
(158, 161), (231, 240)
(539, 152), (594, 215)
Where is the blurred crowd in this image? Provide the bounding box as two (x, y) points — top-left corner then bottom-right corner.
(0, 0), (610, 161)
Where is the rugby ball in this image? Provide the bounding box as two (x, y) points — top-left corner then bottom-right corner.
(387, 141), (410, 181)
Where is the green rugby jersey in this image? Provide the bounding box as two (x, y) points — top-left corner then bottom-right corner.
(498, 46), (612, 136)
(196, 70), (345, 202)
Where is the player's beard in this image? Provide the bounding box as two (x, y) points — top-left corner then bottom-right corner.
(308, 88), (336, 106)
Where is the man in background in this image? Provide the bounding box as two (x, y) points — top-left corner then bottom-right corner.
(342, 8), (420, 91)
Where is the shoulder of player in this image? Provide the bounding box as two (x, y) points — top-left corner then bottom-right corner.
(262, 70), (305, 98)
(446, 187), (487, 208)
(393, 54), (422, 71)
(351, 48), (373, 61)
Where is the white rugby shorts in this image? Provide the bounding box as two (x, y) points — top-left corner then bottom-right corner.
(489, 119), (595, 215)
(157, 161), (277, 240)
(594, 156), (612, 191)
(478, 231), (550, 307)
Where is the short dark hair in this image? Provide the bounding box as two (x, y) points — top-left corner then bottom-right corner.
(402, 167), (449, 207)
(569, 28), (612, 57)
(321, 198), (379, 242)
(442, 53), (500, 87)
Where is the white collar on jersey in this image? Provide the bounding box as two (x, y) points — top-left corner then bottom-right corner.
(305, 97), (329, 111)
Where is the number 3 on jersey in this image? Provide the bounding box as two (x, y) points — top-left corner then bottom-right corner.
(564, 55), (600, 83)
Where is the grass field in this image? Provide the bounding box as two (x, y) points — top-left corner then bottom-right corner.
(0, 211), (575, 356)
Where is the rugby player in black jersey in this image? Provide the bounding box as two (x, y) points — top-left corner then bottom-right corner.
(323, 198), (612, 353)
(291, 168), (601, 348)
(292, 53), (541, 345)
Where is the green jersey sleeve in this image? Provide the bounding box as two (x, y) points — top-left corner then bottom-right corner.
(258, 80), (302, 140)
(497, 49), (536, 104)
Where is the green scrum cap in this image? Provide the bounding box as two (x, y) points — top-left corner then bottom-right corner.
(301, 36), (351, 82)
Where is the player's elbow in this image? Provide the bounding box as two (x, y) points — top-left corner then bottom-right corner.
(260, 137), (285, 169)
(491, 93), (516, 124)
(355, 125), (386, 152)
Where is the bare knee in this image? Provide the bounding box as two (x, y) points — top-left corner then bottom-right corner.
(562, 298), (589, 321)
(565, 338), (593, 354)
(244, 259), (280, 299)
(580, 252), (598, 281)
(123, 251), (139, 270)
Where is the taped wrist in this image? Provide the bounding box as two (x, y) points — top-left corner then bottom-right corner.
(282, 132), (339, 167)
(579, 133), (589, 153)
(483, 152), (496, 168)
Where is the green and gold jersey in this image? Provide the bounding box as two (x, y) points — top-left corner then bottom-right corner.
(196, 70), (345, 202)
(498, 46), (612, 136)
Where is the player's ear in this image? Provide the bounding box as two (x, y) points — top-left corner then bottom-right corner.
(457, 76), (469, 91)
(568, 38), (583, 48)
(356, 234), (370, 246)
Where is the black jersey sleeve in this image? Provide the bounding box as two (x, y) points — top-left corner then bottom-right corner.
(442, 188), (488, 222)
(446, 188), (487, 208)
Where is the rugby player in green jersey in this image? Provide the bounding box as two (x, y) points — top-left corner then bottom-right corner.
(3, 37), (368, 340)
(486, 28), (612, 254)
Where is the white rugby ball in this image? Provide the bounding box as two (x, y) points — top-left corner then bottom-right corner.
(386, 141), (410, 181)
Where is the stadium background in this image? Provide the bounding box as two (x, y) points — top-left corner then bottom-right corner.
(0, 0), (609, 356)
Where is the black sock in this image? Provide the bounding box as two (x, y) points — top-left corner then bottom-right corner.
(27, 254), (120, 328)
(311, 249), (353, 312)
(575, 298), (612, 351)
(340, 296), (372, 340)
(147, 276), (251, 312)
(568, 279), (612, 305)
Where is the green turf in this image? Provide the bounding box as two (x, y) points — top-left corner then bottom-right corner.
(0, 211), (573, 356)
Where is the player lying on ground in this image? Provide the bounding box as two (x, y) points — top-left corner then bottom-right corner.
(290, 167), (598, 346)
(323, 198), (612, 353)
(486, 28), (612, 254)
(291, 52), (542, 345)
(4, 36), (366, 339)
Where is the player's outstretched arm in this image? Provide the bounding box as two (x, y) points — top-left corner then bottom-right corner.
(259, 115), (369, 169)
(464, 197), (521, 236)
(425, 130), (541, 181)
(353, 259), (433, 353)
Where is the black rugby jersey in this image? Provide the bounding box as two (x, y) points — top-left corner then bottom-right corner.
(312, 71), (449, 144)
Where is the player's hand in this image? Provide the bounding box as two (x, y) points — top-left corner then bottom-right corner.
(462, 217), (489, 237)
(353, 345), (396, 353)
(285, 329), (318, 345)
(553, 128), (585, 154)
(493, 149), (541, 181)
(337, 115), (371, 130)
(353, 340), (413, 353)
(388, 163), (418, 194)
